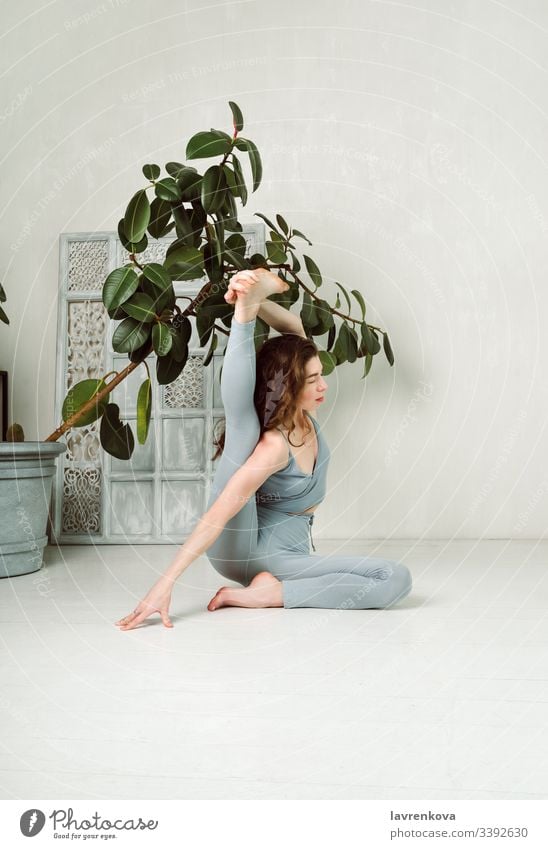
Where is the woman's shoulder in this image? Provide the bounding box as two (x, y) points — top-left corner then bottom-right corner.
(259, 428), (290, 469)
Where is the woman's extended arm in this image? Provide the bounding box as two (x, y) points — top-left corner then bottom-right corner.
(115, 431), (287, 630)
(258, 298), (307, 337)
(233, 267), (306, 337)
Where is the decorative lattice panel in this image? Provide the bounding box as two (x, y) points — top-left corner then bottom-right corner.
(67, 240), (110, 292)
(61, 466), (102, 534)
(66, 300), (108, 385)
(163, 357), (205, 408)
(53, 226), (264, 544)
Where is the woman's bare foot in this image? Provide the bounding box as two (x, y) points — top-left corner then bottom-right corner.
(224, 269), (289, 307)
(207, 571), (283, 610)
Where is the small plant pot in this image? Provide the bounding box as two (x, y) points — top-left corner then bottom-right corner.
(0, 441), (66, 578)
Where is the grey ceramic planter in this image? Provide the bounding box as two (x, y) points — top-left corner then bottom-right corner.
(0, 441), (66, 578)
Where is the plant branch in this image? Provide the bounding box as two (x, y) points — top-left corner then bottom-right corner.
(45, 354), (150, 443)
(276, 263), (382, 333)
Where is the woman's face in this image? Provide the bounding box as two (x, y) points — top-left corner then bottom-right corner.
(297, 355), (328, 411)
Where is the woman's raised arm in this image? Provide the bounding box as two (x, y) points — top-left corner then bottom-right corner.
(230, 268), (306, 337)
(258, 298), (306, 337)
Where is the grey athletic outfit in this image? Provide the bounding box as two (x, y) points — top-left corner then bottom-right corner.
(204, 315), (412, 609)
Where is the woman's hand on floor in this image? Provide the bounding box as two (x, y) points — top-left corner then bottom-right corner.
(115, 575), (174, 631)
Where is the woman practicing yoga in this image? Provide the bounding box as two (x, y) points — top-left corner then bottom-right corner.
(115, 269), (412, 630)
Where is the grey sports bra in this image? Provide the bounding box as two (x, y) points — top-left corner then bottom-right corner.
(255, 412), (330, 514)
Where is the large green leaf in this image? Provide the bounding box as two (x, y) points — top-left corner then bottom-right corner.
(229, 100), (244, 131)
(112, 317), (151, 353)
(0, 282), (6, 302)
(169, 322), (190, 362)
(62, 378), (109, 426)
(142, 163), (160, 181)
(231, 156), (247, 205)
(189, 201), (207, 239)
(254, 211), (278, 233)
(204, 232), (223, 284)
(171, 202), (194, 244)
(276, 213), (289, 235)
(186, 131), (232, 160)
(165, 161), (189, 179)
(225, 232), (247, 256)
(292, 228), (313, 244)
(124, 189), (150, 242)
(172, 314), (192, 344)
(217, 191), (239, 231)
(313, 297), (335, 333)
(0, 305), (8, 325)
(152, 322), (173, 356)
(128, 337), (153, 364)
(155, 177), (182, 202)
(383, 332), (394, 366)
(147, 197), (173, 239)
(201, 164), (227, 213)
(266, 240), (287, 264)
(363, 352), (373, 378)
(333, 321), (358, 364)
(178, 169), (203, 202)
(223, 165), (237, 194)
(102, 267), (139, 311)
(301, 291), (316, 326)
(164, 244), (204, 280)
(289, 250), (301, 273)
(121, 293), (157, 322)
(249, 252), (267, 267)
(269, 230), (286, 246)
(359, 320), (375, 355)
(359, 322), (380, 356)
(156, 352), (186, 385)
(196, 305), (216, 347)
(223, 231), (248, 269)
(304, 254), (322, 288)
(351, 289), (366, 320)
(140, 277), (175, 313)
(136, 378), (152, 444)
(142, 263), (172, 293)
(317, 350), (337, 376)
(100, 403), (134, 460)
(117, 218), (148, 253)
(340, 321), (358, 362)
(209, 127), (232, 141)
(213, 219), (225, 256)
(369, 328), (381, 354)
(246, 139), (262, 192)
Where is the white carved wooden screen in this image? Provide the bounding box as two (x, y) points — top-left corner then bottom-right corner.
(53, 224), (264, 544)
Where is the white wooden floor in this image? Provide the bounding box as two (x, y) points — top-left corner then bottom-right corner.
(0, 539), (547, 800)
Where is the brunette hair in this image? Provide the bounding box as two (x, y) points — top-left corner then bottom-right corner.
(211, 331), (319, 461)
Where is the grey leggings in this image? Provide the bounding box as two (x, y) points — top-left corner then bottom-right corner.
(205, 316), (412, 609)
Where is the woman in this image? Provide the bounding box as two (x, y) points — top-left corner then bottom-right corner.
(115, 269), (412, 630)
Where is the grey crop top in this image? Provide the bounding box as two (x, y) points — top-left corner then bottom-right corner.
(255, 411), (330, 514)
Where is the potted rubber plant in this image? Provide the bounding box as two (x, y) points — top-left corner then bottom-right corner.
(0, 286), (67, 578)
(1, 100), (394, 578)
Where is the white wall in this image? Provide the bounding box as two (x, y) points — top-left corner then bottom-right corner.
(1, 0), (547, 539)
